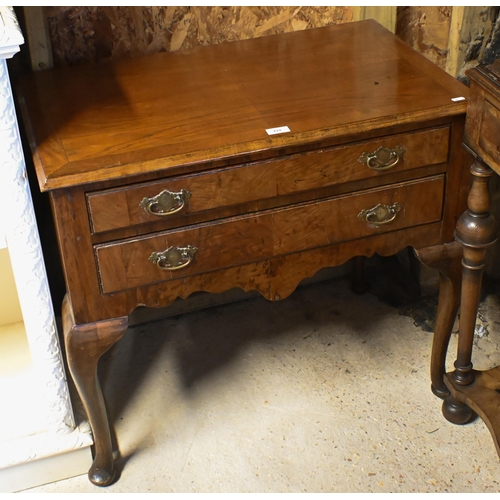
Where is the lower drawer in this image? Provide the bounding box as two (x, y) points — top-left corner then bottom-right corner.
(95, 175), (445, 293)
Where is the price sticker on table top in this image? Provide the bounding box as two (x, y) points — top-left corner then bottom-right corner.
(266, 126), (291, 135)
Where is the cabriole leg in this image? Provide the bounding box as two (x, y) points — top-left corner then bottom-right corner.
(415, 241), (462, 399)
(62, 295), (128, 486)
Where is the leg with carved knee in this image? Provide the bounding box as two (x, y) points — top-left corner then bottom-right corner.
(62, 296), (128, 486)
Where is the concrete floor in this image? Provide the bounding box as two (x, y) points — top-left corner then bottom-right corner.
(24, 264), (500, 493)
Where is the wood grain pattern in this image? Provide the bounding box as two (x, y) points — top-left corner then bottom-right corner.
(126, 222), (444, 312)
(86, 126), (450, 234)
(95, 176), (444, 294)
(271, 177), (444, 253)
(96, 213), (274, 293)
(30, 21), (470, 325)
(17, 20), (468, 192)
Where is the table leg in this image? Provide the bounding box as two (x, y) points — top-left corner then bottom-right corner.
(62, 295), (128, 486)
(442, 159), (498, 426)
(415, 241), (462, 399)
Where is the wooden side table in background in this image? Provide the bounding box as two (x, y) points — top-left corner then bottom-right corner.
(439, 60), (500, 456)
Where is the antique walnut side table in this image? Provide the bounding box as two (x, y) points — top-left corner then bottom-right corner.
(436, 60), (500, 458)
(17, 21), (471, 485)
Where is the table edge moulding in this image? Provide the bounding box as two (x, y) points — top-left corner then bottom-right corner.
(16, 20), (473, 486)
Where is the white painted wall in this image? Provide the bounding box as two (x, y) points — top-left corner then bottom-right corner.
(0, 7), (92, 492)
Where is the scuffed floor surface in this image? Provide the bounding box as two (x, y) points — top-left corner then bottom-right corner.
(25, 275), (500, 493)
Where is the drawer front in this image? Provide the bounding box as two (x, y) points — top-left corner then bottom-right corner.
(476, 99), (500, 170)
(95, 175), (444, 294)
(87, 126), (449, 233)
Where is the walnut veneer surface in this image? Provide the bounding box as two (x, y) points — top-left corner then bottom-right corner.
(17, 20), (471, 486)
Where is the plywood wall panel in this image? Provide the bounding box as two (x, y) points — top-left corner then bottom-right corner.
(45, 6), (354, 66)
(396, 6), (452, 70)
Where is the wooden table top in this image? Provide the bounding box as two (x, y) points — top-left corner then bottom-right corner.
(17, 19), (469, 191)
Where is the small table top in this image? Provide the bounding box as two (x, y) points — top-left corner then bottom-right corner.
(17, 19), (468, 192)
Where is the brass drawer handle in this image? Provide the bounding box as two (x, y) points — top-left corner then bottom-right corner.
(358, 146), (405, 170)
(140, 189), (192, 216)
(149, 245), (198, 270)
(358, 202), (401, 227)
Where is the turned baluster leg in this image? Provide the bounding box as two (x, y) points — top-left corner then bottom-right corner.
(415, 242), (462, 399)
(62, 295), (128, 486)
(442, 159), (497, 424)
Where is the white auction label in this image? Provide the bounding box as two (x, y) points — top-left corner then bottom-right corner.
(266, 126), (291, 135)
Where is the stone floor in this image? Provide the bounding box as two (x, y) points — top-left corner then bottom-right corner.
(24, 261), (500, 493)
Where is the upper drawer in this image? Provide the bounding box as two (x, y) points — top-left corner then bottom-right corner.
(95, 175), (445, 294)
(476, 99), (500, 170)
(87, 126), (449, 234)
